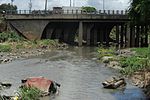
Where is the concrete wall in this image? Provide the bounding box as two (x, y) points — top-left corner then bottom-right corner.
(9, 20), (49, 40)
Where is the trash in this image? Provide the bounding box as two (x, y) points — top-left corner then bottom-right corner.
(21, 77), (60, 96)
(0, 82), (12, 88)
(102, 77), (126, 89)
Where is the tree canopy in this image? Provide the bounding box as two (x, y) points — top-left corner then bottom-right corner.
(0, 3), (17, 13)
(81, 6), (96, 13)
(128, 0), (150, 25)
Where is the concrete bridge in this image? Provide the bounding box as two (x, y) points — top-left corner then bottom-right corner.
(5, 10), (148, 47)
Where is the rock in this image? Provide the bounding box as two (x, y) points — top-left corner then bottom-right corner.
(21, 77), (60, 96)
(102, 77), (126, 89)
(101, 56), (113, 63)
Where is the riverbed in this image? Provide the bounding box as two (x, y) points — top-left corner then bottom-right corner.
(0, 47), (146, 100)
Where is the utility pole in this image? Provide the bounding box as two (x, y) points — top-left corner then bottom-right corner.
(73, 0), (75, 7)
(45, 0), (48, 11)
(70, 0), (72, 7)
(103, 0), (105, 10)
(29, 0), (32, 13)
(11, 0), (14, 5)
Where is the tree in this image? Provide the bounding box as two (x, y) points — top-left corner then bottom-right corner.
(0, 3), (17, 14)
(128, 0), (150, 25)
(81, 6), (96, 13)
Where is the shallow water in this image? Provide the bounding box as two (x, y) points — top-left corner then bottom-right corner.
(0, 47), (146, 100)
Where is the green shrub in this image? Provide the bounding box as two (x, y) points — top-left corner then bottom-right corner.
(0, 31), (24, 42)
(0, 44), (11, 52)
(18, 87), (41, 100)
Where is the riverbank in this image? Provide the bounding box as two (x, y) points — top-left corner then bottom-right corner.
(0, 31), (68, 64)
(98, 47), (150, 97)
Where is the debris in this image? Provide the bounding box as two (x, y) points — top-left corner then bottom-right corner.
(102, 77), (126, 89)
(21, 77), (60, 96)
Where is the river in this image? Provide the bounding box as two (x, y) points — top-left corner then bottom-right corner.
(0, 47), (146, 100)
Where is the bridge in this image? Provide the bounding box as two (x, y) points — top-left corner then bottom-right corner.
(4, 10), (148, 47)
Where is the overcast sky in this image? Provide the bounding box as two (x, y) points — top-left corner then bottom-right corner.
(0, 0), (130, 10)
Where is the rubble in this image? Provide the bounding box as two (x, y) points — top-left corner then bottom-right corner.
(102, 77), (126, 89)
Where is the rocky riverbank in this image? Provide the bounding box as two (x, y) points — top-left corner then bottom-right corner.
(0, 41), (68, 64)
(98, 47), (150, 97)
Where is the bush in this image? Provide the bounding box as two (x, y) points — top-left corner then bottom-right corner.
(0, 44), (11, 52)
(0, 31), (24, 42)
(18, 87), (41, 100)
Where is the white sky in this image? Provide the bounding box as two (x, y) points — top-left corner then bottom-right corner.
(0, 0), (130, 10)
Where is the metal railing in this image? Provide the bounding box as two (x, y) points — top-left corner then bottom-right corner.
(3, 10), (128, 15)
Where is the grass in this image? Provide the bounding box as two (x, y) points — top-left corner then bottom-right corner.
(120, 47), (150, 75)
(97, 47), (116, 59)
(0, 44), (12, 52)
(18, 87), (42, 100)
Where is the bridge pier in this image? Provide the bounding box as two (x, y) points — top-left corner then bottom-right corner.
(94, 28), (98, 46)
(86, 24), (94, 46)
(78, 21), (83, 46)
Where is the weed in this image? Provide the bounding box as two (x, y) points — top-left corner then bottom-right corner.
(0, 44), (11, 52)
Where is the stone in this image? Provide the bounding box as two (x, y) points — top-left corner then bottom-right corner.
(101, 56), (113, 63)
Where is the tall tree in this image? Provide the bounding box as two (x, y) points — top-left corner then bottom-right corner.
(128, 0), (150, 25)
(0, 3), (17, 14)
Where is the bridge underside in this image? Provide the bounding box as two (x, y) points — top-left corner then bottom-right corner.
(8, 20), (149, 47)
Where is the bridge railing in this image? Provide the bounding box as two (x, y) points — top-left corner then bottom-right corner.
(4, 10), (128, 15)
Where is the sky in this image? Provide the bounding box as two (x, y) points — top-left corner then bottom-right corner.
(0, 0), (130, 10)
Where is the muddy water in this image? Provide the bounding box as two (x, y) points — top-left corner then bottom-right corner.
(0, 47), (146, 100)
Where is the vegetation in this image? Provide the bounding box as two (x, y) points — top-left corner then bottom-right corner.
(120, 48), (150, 75)
(128, 0), (150, 25)
(0, 44), (12, 52)
(97, 47), (116, 59)
(18, 87), (41, 100)
(0, 31), (24, 42)
(81, 6), (96, 13)
(0, 3), (17, 14)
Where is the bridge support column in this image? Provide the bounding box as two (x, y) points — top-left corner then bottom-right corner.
(131, 26), (135, 47)
(94, 28), (98, 46)
(116, 25), (120, 47)
(124, 25), (127, 47)
(126, 24), (131, 47)
(86, 24), (94, 46)
(78, 21), (83, 46)
(120, 25), (124, 48)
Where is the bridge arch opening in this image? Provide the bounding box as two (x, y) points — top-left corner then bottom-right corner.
(41, 22), (79, 45)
